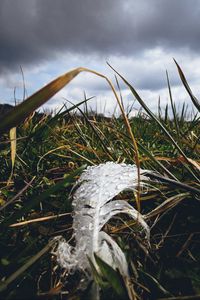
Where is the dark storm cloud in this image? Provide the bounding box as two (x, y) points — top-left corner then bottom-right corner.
(1, 0), (200, 73)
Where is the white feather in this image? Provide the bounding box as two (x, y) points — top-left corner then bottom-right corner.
(54, 162), (150, 289)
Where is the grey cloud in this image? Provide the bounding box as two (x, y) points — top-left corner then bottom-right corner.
(1, 0), (200, 74)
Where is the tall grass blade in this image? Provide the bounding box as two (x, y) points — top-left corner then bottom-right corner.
(174, 59), (200, 112)
(166, 71), (180, 135)
(164, 103), (169, 123)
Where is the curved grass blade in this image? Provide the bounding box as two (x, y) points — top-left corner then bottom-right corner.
(174, 59), (200, 112)
(145, 171), (200, 195)
(145, 192), (189, 220)
(0, 68), (83, 134)
(139, 269), (172, 297)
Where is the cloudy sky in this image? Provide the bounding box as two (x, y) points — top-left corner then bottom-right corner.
(0, 0), (200, 116)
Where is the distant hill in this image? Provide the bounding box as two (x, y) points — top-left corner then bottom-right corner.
(0, 104), (14, 116)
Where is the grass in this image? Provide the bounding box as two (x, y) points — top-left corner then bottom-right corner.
(0, 62), (199, 300)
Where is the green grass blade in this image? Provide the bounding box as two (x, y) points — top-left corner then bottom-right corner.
(164, 103), (169, 123)
(174, 59), (200, 112)
(166, 71), (180, 135)
(94, 253), (128, 298)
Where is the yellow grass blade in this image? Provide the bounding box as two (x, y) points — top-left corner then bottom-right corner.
(10, 127), (16, 170)
(9, 212), (71, 227)
(0, 67), (83, 134)
(7, 127), (17, 185)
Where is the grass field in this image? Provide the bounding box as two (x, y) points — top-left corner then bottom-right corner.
(0, 63), (199, 300)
